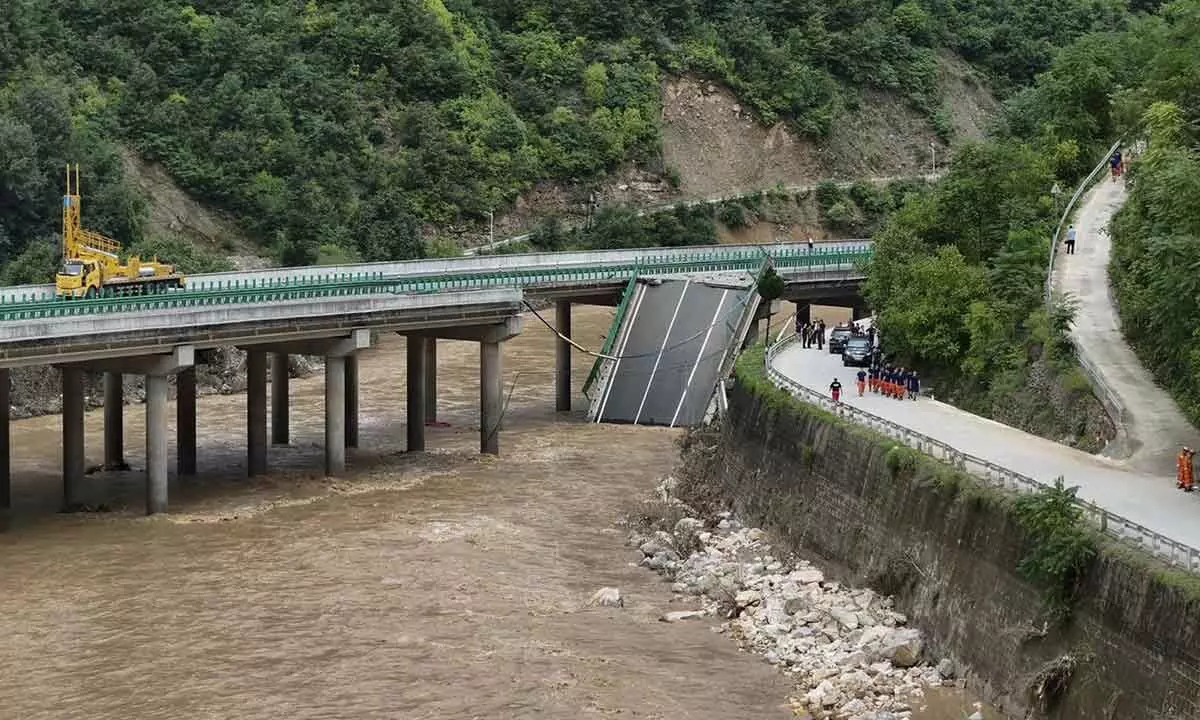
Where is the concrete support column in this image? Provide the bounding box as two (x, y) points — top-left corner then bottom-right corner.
(480, 341), (502, 455)
(555, 300), (572, 412)
(325, 355), (346, 476)
(145, 373), (169, 515)
(344, 354), (359, 449)
(177, 367), (197, 477)
(246, 350), (268, 477)
(852, 304), (870, 321)
(271, 352), (289, 445)
(407, 337), (426, 452)
(0, 368), (9, 510)
(424, 338), (438, 424)
(62, 367), (85, 509)
(103, 372), (126, 470)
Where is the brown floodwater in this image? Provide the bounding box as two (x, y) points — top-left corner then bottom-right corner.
(0, 305), (1003, 719)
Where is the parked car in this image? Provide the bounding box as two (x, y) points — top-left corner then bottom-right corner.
(842, 337), (872, 367)
(828, 325), (855, 354)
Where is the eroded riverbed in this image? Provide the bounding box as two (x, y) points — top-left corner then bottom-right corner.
(0, 306), (1000, 719)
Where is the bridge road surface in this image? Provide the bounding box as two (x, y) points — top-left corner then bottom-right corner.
(771, 342), (1200, 551)
(1054, 178), (1200, 476)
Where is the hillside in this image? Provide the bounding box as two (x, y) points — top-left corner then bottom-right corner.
(0, 0), (1123, 278)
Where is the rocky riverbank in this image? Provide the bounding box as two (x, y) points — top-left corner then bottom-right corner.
(8, 348), (321, 419)
(628, 478), (984, 720)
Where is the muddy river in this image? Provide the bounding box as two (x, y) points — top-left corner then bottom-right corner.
(0, 305), (1000, 719)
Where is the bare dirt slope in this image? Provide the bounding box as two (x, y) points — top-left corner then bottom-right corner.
(119, 149), (262, 265)
(661, 58), (995, 200)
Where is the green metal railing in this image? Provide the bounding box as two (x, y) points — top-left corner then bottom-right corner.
(581, 268), (642, 399)
(0, 245), (872, 323)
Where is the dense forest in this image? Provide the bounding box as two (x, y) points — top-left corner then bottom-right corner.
(0, 0), (1130, 281)
(863, 0), (1200, 442)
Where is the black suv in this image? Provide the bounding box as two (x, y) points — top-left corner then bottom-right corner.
(828, 326), (855, 354)
(842, 337), (872, 367)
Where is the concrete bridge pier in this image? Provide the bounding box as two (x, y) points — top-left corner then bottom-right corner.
(246, 350), (268, 477)
(325, 355), (346, 474)
(61, 367), (86, 509)
(0, 368), (8, 510)
(177, 367), (197, 477)
(407, 336), (427, 452)
(271, 352), (289, 446)
(103, 372), (127, 470)
(556, 300), (572, 412)
(345, 355), (359, 449)
(424, 339), (438, 424)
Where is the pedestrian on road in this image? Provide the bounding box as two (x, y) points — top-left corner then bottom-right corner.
(1178, 448), (1187, 490)
(907, 370), (920, 400)
(856, 369), (867, 397)
(816, 320), (826, 350)
(1182, 448), (1196, 492)
(867, 326), (876, 347)
(829, 378), (842, 403)
(798, 320), (810, 348)
(868, 365), (878, 393)
(883, 365), (894, 397)
(1065, 225), (1077, 255)
(808, 236), (815, 253)
(1111, 150), (1123, 181)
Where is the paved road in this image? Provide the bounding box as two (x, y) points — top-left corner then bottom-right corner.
(1054, 178), (1200, 476)
(772, 342), (1200, 549)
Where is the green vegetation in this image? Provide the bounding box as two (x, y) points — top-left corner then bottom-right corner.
(0, 0), (1132, 280)
(1012, 478), (1098, 615)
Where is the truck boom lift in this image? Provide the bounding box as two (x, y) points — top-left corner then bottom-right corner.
(56, 164), (185, 298)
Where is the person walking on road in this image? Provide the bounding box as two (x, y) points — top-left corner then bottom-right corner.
(798, 319), (810, 348)
(1065, 225), (1077, 255)
(1180, 447), (1195, 492)
(1111, 150), (1123, 181)
(868, 364), (878, 393)
(907, 370), (921, 400)
(815, 320), (826, 350)
(807, 236), (815, 253)
(856, 368), (867, 397)
(829, 378), (843, 403)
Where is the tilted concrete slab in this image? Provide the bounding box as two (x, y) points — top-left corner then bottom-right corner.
(0, 289), (522, 368)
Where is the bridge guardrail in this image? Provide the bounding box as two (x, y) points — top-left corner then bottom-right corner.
(764, 334), (1200, 572)
(0, 246), (872, 321)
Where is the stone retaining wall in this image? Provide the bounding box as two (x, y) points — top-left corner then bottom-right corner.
(677, 355), (1200, 718)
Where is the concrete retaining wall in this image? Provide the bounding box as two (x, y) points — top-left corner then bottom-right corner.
(680, 358), (1200, 719)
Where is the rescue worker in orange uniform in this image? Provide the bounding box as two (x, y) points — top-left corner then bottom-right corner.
(1179, 447), (1195, 492)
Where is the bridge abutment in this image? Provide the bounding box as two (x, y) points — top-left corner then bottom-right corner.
(177, 367), (196, 477)
(271, 352), (289, 445)
(103, 372), (126, 470)
(556, 300), (572, 412)
(407, 337), (426, 452)
(62, 367), (85, 510)
(246, 350), (268, 477)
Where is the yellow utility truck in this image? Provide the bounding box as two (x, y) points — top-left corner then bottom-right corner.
(56, 165), (185, 298)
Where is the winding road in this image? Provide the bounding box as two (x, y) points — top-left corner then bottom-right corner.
(770, 172), (1200, 551)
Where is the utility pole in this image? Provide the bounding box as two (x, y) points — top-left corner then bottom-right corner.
(488, 210), (494, 246)
(929, 142), (937, 176)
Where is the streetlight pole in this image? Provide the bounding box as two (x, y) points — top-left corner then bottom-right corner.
(488, 210), (494, 246)
(929, 142), (937, 176)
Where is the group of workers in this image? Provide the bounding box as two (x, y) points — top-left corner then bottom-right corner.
(1179, 447), (1195, 492)
(796, 318), (827, 350)
(863, 365), (920, 400)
